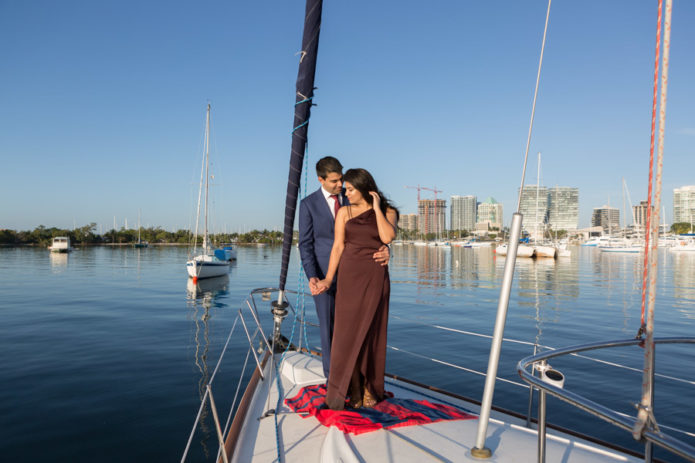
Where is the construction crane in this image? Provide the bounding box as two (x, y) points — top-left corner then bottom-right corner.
(404, 185), (444, 238)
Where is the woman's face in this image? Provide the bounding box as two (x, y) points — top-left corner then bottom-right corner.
(344, 181), (364, 204)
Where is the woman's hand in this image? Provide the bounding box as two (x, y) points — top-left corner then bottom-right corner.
(313, 278), (332, 295)
(369, 191), (380, 210)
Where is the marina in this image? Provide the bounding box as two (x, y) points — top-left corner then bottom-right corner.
(2, 245), (693, 461)
(2, 1), (695, 462)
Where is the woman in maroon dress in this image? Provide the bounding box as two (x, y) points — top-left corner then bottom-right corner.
(315, 168), (399, 410)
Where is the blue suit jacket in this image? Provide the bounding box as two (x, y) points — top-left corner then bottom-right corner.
(298, 188), (347, 279)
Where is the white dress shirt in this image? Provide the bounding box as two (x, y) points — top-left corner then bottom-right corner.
(321, 187), (342, 219)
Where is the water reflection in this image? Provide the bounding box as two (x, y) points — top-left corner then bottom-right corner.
(415, 246), (448, 287)
(391, 243), (693, 327)
(496, 252), (580, 304)
(450, 247), (496, 289)
(49, 252), (68, 272)
(673, 253), (695, 311)
(185, 274), (229, 458)
(186, 275), (230, 300)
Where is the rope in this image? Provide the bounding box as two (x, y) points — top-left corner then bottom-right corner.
(272, 295), (306, 463)
(295, 97), (313, 106)
(634, 0), (672, 441)
(638, 0), (663, 337)
(292, 120), (309, 133)
(271, 145), (315, 463)
(299, 148), (311, 350)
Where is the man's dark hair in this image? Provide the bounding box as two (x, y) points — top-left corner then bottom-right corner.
(315, 156), (343, 179)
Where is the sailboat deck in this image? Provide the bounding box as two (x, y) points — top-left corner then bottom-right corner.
(230, 352), (639, 462)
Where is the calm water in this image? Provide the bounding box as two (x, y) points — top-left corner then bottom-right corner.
(1, 245), (694, 462)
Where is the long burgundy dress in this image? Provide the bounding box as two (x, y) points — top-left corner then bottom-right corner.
(325, 208), (390, 406)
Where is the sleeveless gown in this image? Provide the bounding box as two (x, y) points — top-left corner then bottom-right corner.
(325, 208), (390, 406)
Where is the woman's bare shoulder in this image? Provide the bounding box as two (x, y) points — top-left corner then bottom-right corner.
(336, 205), (350, 221)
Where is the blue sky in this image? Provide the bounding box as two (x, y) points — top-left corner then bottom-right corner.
(1, 0), (693, 233)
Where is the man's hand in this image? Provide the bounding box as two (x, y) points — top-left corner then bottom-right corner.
(373, 244), (390, 267)
(314, 279), (331, 295)
(309, 277), (320, 295)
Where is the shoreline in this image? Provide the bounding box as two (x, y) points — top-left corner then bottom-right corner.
(1, 242), (284, 248)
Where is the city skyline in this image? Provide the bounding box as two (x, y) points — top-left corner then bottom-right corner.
(397, 183), (694, 236)
(674, 186), (695, 225)
(1, 2), (694, 232)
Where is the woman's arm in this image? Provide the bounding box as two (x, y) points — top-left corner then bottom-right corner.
(315, 207), (348, 291)
(369, 192), (397, 244)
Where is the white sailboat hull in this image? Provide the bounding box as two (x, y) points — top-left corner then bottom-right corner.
(669, 242), (695, 252)
(186, 255), (230, 279)
(533, 245), (557, 258)
(495, 244), (535, 257)
(517, 244), (535, 257)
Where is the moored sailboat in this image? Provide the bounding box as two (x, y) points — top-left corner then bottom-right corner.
(495, 242), (535, 257)
(186, 104), (230, 281)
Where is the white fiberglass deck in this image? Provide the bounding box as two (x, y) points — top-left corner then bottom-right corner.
(230, 352), (639, 463)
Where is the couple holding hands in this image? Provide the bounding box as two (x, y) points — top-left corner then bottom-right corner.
(298, 156), (399, 410)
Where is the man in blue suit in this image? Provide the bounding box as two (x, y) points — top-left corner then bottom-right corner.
(298, 156), (389, 378)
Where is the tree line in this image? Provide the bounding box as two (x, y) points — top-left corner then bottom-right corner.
(0, 224), (286, 246)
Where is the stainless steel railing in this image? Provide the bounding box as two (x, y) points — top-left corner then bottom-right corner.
(518, 337), (695, 463)
(181, 287), (314, 463)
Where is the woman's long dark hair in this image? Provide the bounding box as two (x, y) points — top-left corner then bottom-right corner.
(343, 168), (399, 221)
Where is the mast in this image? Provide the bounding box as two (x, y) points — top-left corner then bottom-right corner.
(203, 103), (211, 252)
(278, 0), (323, 300)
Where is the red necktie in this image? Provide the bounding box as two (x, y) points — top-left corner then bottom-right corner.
(330, 194), (340, 219)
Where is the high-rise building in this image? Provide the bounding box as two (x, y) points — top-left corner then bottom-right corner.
(476, 197), (503, 230)
(633, 200), (651, 229)
(518, 185), (548, 237)
(548, 187), (579, 231)
(450, 195), (477, 232)
(673, 185), (695, 225)
(398, 213), (418, 231)
(418, 199), (446, 235)
(592, 205), (620, 233)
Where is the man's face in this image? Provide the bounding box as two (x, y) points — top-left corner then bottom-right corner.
(318, 172), (343, 195)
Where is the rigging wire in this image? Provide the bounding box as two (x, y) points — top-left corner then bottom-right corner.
(516, 0), (552, 213)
